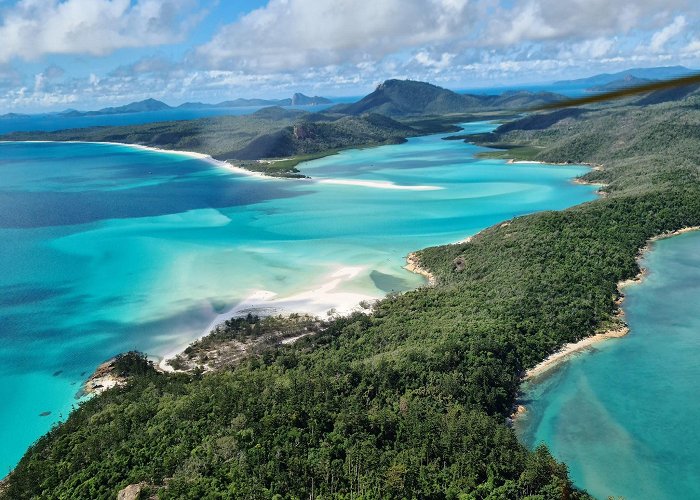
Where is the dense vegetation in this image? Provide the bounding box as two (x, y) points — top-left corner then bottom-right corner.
(3, 84), (700, 499)
(112, 351), (157, 377)
(473, 86), (700, 193)
(168, 314), (324, 372)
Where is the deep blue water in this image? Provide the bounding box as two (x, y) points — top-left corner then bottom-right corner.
(0, 122), (596, 475)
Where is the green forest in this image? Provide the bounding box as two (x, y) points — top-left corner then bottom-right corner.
(2, 85), (700, 499)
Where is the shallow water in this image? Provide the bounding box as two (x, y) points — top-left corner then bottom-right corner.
(0, 122), (596, 474)
(516, 231), (700, 499)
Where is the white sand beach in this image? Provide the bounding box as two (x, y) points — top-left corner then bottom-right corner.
(158, 265), (379, 371)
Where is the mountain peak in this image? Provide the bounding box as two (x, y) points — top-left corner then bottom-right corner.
(332, 79), (481, 117)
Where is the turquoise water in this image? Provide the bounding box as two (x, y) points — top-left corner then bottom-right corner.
(0, 122), (596, 474)
(516, 231), (700, 499)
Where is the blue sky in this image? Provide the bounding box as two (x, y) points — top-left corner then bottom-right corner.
(0, 0), (699, 112)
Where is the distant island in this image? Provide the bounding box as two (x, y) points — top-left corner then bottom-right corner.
(175, 92), (333, 110)
(555, 65), (693, 87)
(0, 80), (565, 177)
(586, 74), (656, 92)
(1, 93), (334, 120)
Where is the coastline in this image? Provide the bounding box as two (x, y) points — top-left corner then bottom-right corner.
(157, 230), (477, 372)
(523, 323), (630, 382)
(506, 159), (607, 196)
(157, 266), (380, 372)
(1, 140), (442, 189)
(520, 225), (700, 385)
(41, 138), (594, 377)
(81, 358), (128, 397)
(404, 252), (436, 286)
(0, 140), (285, 181)
(506, 159), (604, 171)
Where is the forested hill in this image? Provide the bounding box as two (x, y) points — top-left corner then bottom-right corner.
(330, 79), (563, 116)
(5, 85), (700, 499)
(0, 109), (421, 177)
(472, 85), (700, 192)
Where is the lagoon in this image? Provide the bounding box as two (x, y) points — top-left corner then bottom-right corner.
(0, 122), (596, 474)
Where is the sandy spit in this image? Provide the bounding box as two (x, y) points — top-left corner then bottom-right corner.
(157, 266), (379, 372)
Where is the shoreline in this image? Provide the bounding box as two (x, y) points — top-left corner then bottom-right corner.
(0, 140), (287, 181)
(404, 252), (436, 286)
(519, 225), (700, 387)
(523, 323), (630, 382)
(81, 358), (128, 397)
(157, 266), (381, 372)
(59, 138), (594, 376)
(506, 159), (604, 171)
(2, 140), (444, 190)
(506, 159), (607, 194)
(158, 232), (478, 372)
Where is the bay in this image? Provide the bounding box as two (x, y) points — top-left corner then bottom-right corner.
(0, 121), (596, 474)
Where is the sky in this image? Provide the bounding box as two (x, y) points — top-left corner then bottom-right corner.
(0, 0), (699, 112)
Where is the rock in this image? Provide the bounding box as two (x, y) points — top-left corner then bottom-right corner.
(81, 358), (126, 397)
(117, 483), (144, 500)
(293, 124), (312, 140)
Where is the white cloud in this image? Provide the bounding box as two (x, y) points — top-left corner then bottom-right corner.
(2, 0), (700, 112)
(413, 51), (456, 70)
(195, 0), (475, 72)
(495, 2), (558, 45)
(485, 0), (691, 46)
(683, 39), (700, 54)
(0, 0), (201, 63)
(559, 38), (615, 60)
(649, 15), (687, 52)
(194, 0), (696, 76)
